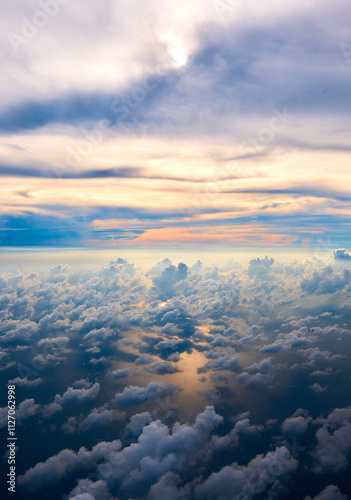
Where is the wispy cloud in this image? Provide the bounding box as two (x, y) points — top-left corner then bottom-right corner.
(0, 0), (350, 247)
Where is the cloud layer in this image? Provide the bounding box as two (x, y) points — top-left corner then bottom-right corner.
(1, 254), (351, 498)
(0, 0), (351, 247)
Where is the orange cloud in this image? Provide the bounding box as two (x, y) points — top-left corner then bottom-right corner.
(127, 226), (297, 246)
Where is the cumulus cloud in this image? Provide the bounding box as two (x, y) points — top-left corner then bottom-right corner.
(282, 412), (311, 436)
(0, 319), (38, 343)
(20, 406), (223, 497)
(44, 383), (101, 417)
(145, 361), (181, 375)
(17, 399), (40, 421)
(114, 382), (178, 406)
(124, 412), (153, 438)
(309, 383), (326, 393)
(237, 371), (274, 388)
(152, 263), (188, 299)
(195, 447), (298, 500)
(18, 440), (122, 492)
(2, 255), (351, 498)
(304, 485), (349, 500)
(97, 406), (223, 497)
(243, 357), (273, 373)
(198, 387), (221, 402)
(63, 407), (126, 434)
(8, 376), (43, 387)
(0, 401), (38, 428)
(333, 249), (351, 261)
(301, 267), (351, 295)
(212, 416), (263, 452)
(68, 479), (111, 500)
(135, 354), (155, 365)
(198, 348), (239, 373)
(146, 259), (173, 276)
(313, 406), (351, 473)
(111, 368), (131, 379)
(54, 383), (100, 406)
(248, 256), (275, 279)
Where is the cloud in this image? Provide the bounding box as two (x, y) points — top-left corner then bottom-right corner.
(260, 326), (315, 354)
(96, 406), (223, 497)
(68, 408), (126, 434)
(54, 383), (100, 406)
(0, 318), (38, 343)
(301, 267), (351, 295)
(18, 440), (122, 492)
(44, 383), (101, 417)
(198, 387), (221, 402)
(212, 416), (263, 452)
(198, 348), (239, 373)
(309, 383), (326, 393)
(243, 357), (272, 373)
(135, 354), (155, 365)
(145, 362), (181, 375)
(146, 259), (173, 276)
(297, 347), (343, 365)
(237, 372), (274, 388)
(114, 382), (178, 406)
(124, 412), (153, 438)
(0, 0), (351, 249)
(248, 256), (275, 279)
(20, 406), (223, 497)
(17, 398), (40, 420)
(7, 377), (43, 387)
(67, 479), (111, 500)
(304, 485), (349, 500)
(195, 447), (298, 500)
(72, 379), (94, 389)
(333, 249), (351, 261)
(0, 398), (40, 428)
(282, 413), (311, 436)
(313, 406), (351, 473)
(3, 255), (351, 498)
(152, 263), (188, 299)
(111, 368), (131, 379)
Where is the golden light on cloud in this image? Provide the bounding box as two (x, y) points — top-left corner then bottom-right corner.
(129, 226), (298, 246)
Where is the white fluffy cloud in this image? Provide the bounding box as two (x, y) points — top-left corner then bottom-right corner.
(19, 440), (122, 492)
(195, 446), (298, 500)
(304, 484), (349, 500)
(313, 406), (351, 473)
(282, 412), (311, 436)
(114, 382), (178, 406)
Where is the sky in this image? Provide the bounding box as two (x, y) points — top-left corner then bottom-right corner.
(0, 4), (351, 500)
(1, 0), (351, 248)
(1, 5), (351, 498)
